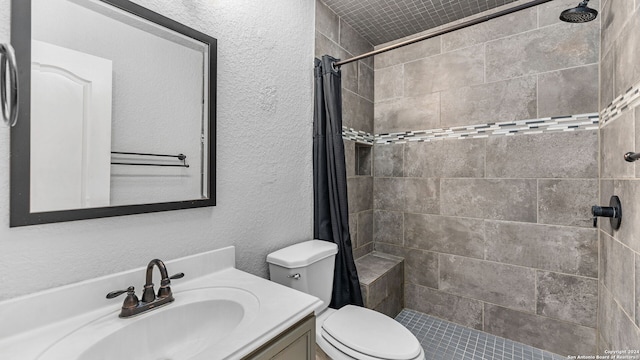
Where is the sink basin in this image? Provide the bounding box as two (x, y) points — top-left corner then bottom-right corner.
(37, 287), (260, 360)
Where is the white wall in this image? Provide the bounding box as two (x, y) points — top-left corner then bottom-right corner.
(0, 0), (315, 301)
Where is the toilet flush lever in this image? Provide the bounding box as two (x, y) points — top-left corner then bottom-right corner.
(288, 273), (301, 280)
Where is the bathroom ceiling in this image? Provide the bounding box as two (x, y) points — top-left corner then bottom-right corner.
(321, 0), (520, 45)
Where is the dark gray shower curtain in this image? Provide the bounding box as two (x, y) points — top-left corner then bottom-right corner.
(313, 55), (364, 309)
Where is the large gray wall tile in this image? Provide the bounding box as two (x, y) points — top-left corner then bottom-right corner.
(315, 0), (339, 43)
(339, 19), (372, 59)
(484, 304), (596, 356)
(349, 213), (357, 249)
(442, 7), (536, 52)
(601, 111), (635, 179)
(598, 330), (612, 356)
(347, 177), (373, 213)
(440, 179), (537, 222)
(315, 31), (345, 59)
(486, 22), (599, 82)
(538, 64), (599, 117)
(637, 108), (640, 178)
(374, 144), (403, 177)
(344, 140), (356, 178)
(438, 139), (486, 178)
(373, 210), (403, 245)
(342, 90), (373, 134)
(440, 254), (536, 312)
(374, 177), (404, 211)
(601, 232), (635, 316)
(404, 139), (485, 178)
(536, 271), (598, 327)
(404, 249), (438, 289)
(600, 48), (615, 110)
(404, 142), (437, 178)
(374, 93), (440, 134)
(406, 283), (483, 330)
(375, 65), (403, 102)
(404, 213), (484, 259)
(340, 60), (360, 95)
(486, 131), (598, 178)
(598, 284), (640, 352)
(538, 179), (598, 228)
(356, 145), (372, 176)
(601, 0), (635, 56)
(636, 253), (640, 327)
(373, 242), (405, 258)
(614, 180), (640, 252)
(357, 210), (373, 249)
(404, 178), (439, 214)
(374, 36), (441, 69)
(358, 62), (374, 102)
(440, 76), (537, 127)
(614, 10), (640, 96)
(315, 33), (359, 95)
(404, 44), (484, 95)
(485, 221), (598, 277)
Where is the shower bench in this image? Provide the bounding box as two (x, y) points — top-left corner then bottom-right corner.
(354, 252), (404, 318)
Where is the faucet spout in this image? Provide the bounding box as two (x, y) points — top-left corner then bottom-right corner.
(142, 259), (170, 303)
(146, 259), (170, 284)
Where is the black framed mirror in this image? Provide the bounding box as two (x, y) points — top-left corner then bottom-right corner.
(10, 0), (216, 227)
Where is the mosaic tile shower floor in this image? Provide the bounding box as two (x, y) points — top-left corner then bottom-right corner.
(395, 309), (567, 360)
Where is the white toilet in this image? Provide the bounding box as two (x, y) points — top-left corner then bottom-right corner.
(267, 240), (425, 360)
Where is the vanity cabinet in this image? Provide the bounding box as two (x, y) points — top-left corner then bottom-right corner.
(244, 314), (316, 360)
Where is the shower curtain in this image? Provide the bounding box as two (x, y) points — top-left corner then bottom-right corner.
(313, 55), (364, 308)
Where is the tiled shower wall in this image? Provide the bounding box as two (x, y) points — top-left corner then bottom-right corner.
(598, 0), (640, 353)
(315, 0), (375, 259)
(372, 0), (601, 356)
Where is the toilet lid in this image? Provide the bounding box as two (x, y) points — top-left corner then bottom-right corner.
(321, 305), (422, 360)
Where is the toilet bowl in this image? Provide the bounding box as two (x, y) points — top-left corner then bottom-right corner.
(267, 240), (425, 360)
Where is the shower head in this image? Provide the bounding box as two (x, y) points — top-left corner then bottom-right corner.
(559, 0), (598, 23)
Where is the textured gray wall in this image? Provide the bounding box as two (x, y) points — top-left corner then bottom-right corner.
(372, 0), (601, 356)
(315, 0), (375, 260)
(598, 0), (640, 353)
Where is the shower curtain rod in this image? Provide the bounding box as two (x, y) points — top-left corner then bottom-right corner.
(333, 0), (555, 68)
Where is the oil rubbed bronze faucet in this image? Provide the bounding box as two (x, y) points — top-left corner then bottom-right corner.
(106, 259), (184, 318)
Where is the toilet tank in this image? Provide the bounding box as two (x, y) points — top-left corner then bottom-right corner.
(267, 240), (337, 312)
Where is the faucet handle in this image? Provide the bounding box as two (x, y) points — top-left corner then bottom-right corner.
(158, 272), (185, 298)
(159, 272), (185, 286)
(106, 286), (139, 309)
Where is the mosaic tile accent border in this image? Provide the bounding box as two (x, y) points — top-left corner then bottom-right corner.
(342, 127), (375, 145)
(600, 81), (640, 127)
(343, 113), (599, 146)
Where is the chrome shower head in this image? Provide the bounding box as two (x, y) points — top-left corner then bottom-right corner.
(559, 0), (598, 23)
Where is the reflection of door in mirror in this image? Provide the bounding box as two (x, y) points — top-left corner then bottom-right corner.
(30, 40), (113, 212)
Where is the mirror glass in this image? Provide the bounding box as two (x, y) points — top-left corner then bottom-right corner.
(10, 0), (216, 226)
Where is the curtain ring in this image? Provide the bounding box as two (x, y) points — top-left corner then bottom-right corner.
(0, 43), (19, 127)
(330, 61), (339, 72)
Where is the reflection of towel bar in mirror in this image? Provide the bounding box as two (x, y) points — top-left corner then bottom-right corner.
(110, 151), (189, 168)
